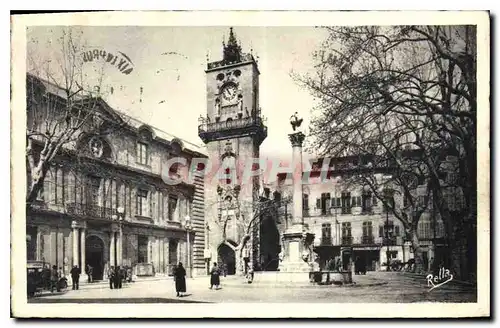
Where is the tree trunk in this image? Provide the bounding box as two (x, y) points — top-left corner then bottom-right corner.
(409, 229), (424, 274)
(26, 163), (48, 207)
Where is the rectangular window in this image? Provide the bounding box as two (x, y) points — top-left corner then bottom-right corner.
(333, 197), (341, 208)
(362, 221), (374, 244)
(341, 192), (351, 214)
(168, 195), (178, 221)
(341, 222), (352, 244)
(395, 225), (400, 236)
(321, 223), (332, 244)
(362, 192), (372, 213)
(302, 194), (309, 210)
(137, 142), (149, 165)
(379, 225), (384, 237)
(86, 176), (101, 206)
(321, 193), (330, 215)
(136, 189), (149, 216)
(138, 235), (148, 263)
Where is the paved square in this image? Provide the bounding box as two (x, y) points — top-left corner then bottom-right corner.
(29, 272), (476, 304)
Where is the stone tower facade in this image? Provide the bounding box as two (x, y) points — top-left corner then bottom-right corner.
(198, 28), (267, 275)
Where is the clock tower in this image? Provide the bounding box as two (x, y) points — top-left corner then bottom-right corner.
(199, 28), (267, 275)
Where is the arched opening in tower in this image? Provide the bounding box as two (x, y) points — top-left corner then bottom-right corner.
(258, 216), (280, 271)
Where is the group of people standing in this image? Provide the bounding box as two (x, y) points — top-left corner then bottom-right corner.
(108, 266), (126, 289)
(172, 262), (224, 297)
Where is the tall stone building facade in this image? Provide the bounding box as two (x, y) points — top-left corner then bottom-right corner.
(26, 73), (207, 279)
(266, 156), (451, 273)
(198, 28), (267, 275)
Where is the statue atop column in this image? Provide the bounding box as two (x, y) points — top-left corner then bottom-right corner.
(289, 112), (304, 132)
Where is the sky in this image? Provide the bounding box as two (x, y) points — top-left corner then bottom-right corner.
(27, 26), (329, 160)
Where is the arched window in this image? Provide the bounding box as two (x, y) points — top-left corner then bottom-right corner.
(220, 155), (236, 186)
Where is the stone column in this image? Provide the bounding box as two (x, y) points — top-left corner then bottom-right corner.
(117, 225), (123, 266)
(36, 228), (42, 261)
(288, 131), (306, 226)
(80, 228), (86, 270)
(277, 126), (315, 277)
(110, 231), (116, 267)
(159, 237), (164, 274)
(71, 221), (79, 267)
(164, 238), (170, 274)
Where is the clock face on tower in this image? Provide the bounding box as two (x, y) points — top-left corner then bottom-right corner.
(221, 83), (238, 102)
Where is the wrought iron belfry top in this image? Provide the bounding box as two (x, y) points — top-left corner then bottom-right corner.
(207, 27), (257, 71)
(223, 27), (242, 64)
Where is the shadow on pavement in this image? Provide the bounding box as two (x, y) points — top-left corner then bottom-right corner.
(29, 297), (210, 304)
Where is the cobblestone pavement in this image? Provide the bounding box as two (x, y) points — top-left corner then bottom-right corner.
(29, 272), (476, 303)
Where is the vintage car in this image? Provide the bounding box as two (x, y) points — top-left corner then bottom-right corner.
(27, 260), (46, 297)
(27, 261), (68, 297)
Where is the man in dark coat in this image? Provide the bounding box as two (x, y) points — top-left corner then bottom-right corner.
(173, 262), (187, 297)
(209, 262), (221, 290)
(86, 264), (93, 283)
(108, 266), (115, 289)
(115, 266), (123, 289)
(70, 265), (81, 290)
(50, 265), (60, 292)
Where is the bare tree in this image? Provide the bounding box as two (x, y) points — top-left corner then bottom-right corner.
(296, 26), (476, 278)
(26, 28), (127, 209)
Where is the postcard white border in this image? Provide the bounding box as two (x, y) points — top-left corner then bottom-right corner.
(10, 10), (490, 318)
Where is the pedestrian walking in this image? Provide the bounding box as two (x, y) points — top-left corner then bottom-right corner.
(86, 264), (93, 283)
(50, 265), (60, 293)
(108, 266), (115, 289)
(70, 265), (81, 290)
(209, 262), (221, 290)
(115, 266), (123, 289)
(246, 264), (254, 284)
(173, 262), (187, 297)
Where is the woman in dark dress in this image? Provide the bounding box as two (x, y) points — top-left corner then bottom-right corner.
(174, 262), (187, 297)
(210, 262), (220, 290)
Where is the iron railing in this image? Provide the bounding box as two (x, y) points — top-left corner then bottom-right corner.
(320, 237), (333, 246)
(198, 116), (266, 134)
(66, 203), (118, 220)
(341, 236), (353, 245)
(361, 236), (375, 244)
(207, 53), (256, 70)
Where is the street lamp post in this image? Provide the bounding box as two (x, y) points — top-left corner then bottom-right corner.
(184, 215), (192, 277)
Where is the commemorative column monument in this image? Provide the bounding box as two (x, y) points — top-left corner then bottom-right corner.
(277, 113), (315, 281)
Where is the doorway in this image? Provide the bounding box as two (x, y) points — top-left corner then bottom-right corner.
(217, 243), (236, 275)
(259, 217), (280, 271)
(85, 235), (105, 281)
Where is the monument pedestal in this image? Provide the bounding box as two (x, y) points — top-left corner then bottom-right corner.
(277, 224), (315, 283)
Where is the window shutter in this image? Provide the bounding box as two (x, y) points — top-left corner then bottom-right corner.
(131, 188), (137, 216)
(151, 190), (156, 218)
(316, 198), (321, 209)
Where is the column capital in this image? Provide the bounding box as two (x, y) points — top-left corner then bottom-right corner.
(71, 220), (87, 229)
(288, 132), (306, 148)
(110, 223), (120, 232)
